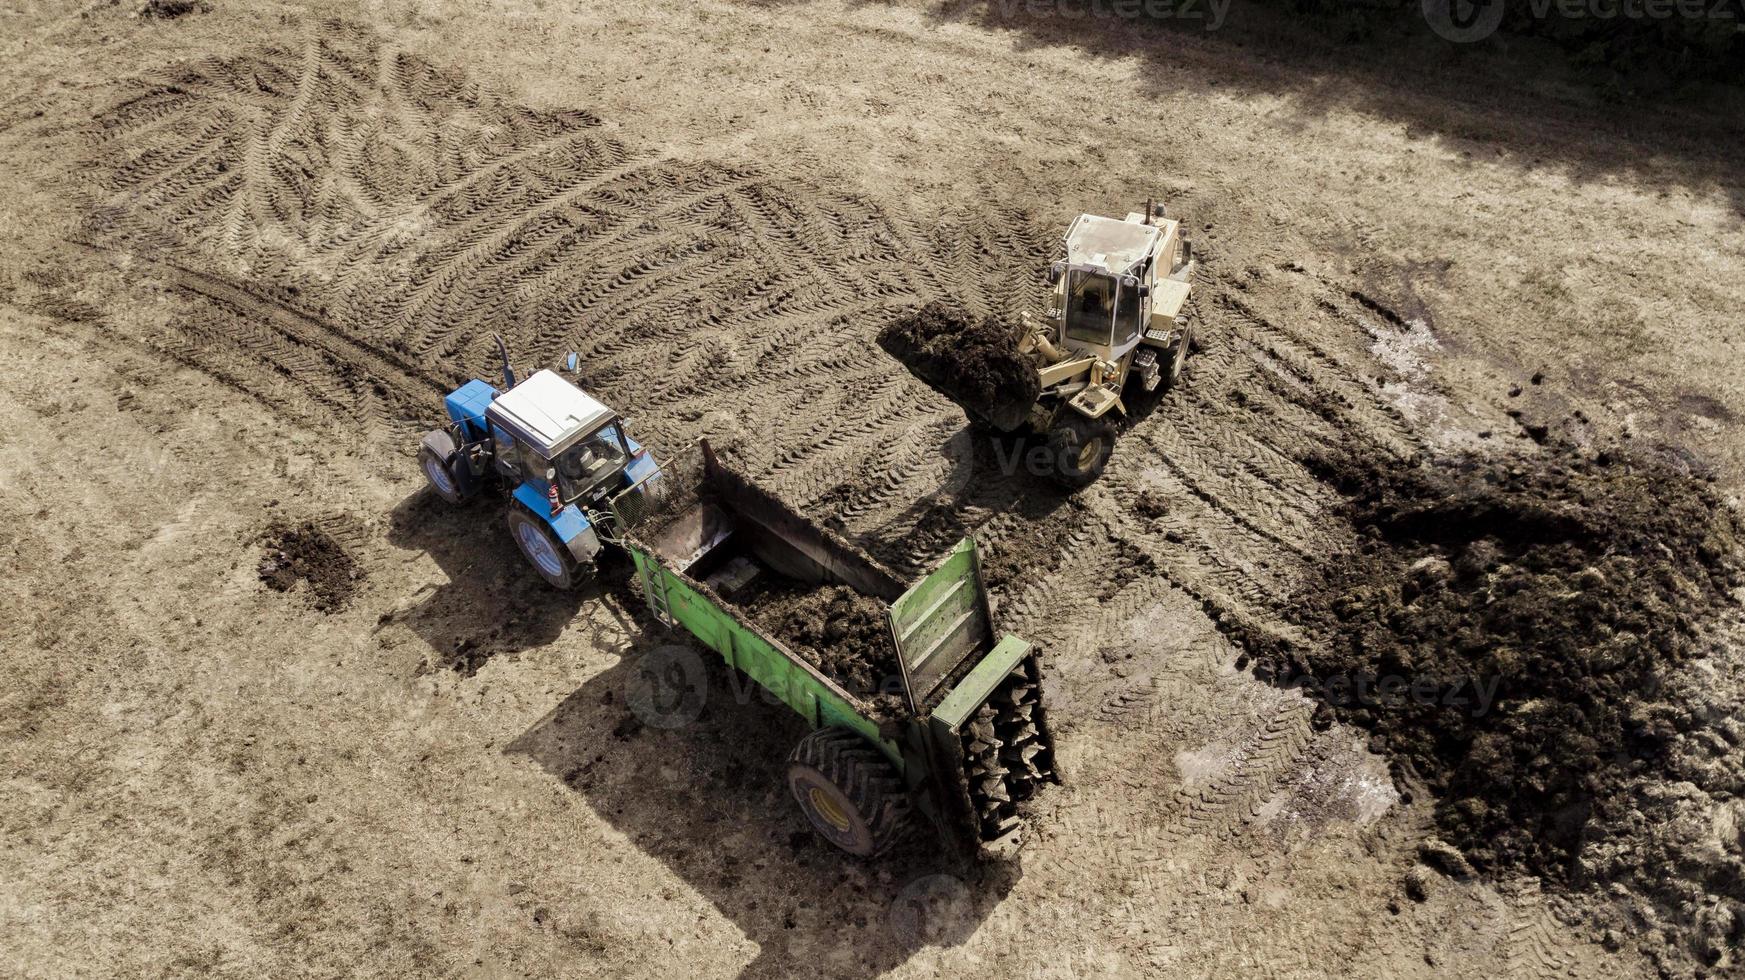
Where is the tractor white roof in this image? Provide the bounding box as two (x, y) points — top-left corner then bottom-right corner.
(1063, 214), (1161, 276)
(486, 369), (613, 456)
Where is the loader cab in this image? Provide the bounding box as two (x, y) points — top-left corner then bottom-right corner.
(1051, 213), (1166, 360)
(1061, 269), (1144, 352)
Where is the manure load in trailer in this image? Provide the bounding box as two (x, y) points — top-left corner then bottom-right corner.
(611, 441), (1059, 857)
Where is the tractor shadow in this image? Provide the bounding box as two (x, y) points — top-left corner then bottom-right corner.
(505, 647), (1019, 980)
(384, 488), (635, 676)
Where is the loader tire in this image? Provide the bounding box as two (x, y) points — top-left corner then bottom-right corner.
(507, 506), (587, 591)
(1164, 323), (1193, 389)
(1046, 416), (1115, 488)
(788, 728), (911, 857)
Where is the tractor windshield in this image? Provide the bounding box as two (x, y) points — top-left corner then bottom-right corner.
(553, 421), (631, 502)
(1064, 269), (1117, 347)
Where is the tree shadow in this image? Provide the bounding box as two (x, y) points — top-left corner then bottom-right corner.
(383, 488), (632, 676)
(504, 647), (1020, 979)
(908, 0), (1744, 211)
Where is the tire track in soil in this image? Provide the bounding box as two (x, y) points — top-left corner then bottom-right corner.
(1155, 690), (1318, 848)
(73, 19), (1450, 895)
(1072, 582), (1323, 854)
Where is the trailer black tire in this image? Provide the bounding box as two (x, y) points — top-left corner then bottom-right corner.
(506, 506), (587, 591)
(1046, 415), (1115, 488)
(787, 728), (911, 857)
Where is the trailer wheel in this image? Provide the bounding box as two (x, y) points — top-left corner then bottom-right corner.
(1046, 415), (1115, 488)
(787, 728), (911, 857)
(507, 507), (587, 590)
(418, 432), (467, 504)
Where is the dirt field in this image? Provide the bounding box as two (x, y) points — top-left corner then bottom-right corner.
(4, 1), (1743, 977)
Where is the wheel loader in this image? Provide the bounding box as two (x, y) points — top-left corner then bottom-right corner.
(884, 201), (1196, 487)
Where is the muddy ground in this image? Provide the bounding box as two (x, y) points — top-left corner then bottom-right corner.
(1250, 444), (1745, 973)
(258, 519), (364, 612)
(4, 1), (1745, 978)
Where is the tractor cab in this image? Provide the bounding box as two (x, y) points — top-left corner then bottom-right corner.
(485, 370), (638, 508)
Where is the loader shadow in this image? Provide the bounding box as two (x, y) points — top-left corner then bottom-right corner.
(384, 489), (634, 676)
(864, 383), (1181, 567)
(857, 425), (1066, 572)
(505, 648), (1018, 980)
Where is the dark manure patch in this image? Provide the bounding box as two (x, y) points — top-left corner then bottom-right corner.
(877, 302), (1040, 432)
(736, 581), (904, 711)
(1248, 445), (1745, 975)
(257, 520), (363, 613)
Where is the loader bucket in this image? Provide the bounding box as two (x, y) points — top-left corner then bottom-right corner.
(878, 304), (1039, 432)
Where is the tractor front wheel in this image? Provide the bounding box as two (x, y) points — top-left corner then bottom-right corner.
(1046, 415), (1116, 488)
(787, 728), (911, 857)
(507, 507), (587, 590)
(419, 433), (469, 504)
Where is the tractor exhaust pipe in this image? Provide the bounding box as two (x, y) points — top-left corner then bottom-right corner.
(493, 334), (516, 389)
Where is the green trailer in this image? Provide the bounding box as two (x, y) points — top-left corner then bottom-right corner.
(609, 441), (1059, 858)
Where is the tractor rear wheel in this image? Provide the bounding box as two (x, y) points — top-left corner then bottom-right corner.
(787, 728), (911, 857)
(506, 506), (586, 590)
(1046, 415), (1115, 488)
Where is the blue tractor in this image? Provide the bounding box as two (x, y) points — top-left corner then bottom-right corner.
(417, 343), (657, 589)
